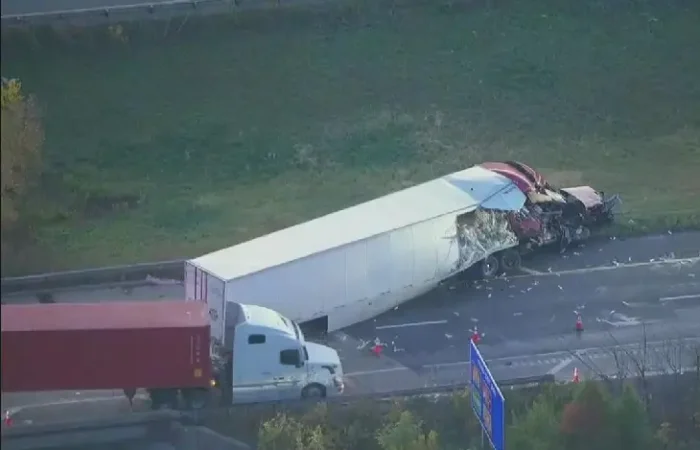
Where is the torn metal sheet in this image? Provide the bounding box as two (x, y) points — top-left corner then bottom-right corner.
(455, 209), (519, 271)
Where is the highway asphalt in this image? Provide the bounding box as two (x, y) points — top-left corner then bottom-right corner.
(2, 231), (699, 428)
(343, 256), (699, 366)
(1, 0), (187, 17)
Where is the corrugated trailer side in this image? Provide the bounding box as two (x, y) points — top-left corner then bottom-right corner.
(1, 302), (211, 393)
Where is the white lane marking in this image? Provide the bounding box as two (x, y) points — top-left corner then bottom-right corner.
(660, 294), (700, 302)
(507, 257), (698, 280)
(344, 336), (700, 377)
(376, 320), (448, 330)
(598, 319), (644, 327)
(519, 267), (543, 275)
(621, 300), (654, 308)
(369, 258), (697, 329)
(547, 357), (574, 375)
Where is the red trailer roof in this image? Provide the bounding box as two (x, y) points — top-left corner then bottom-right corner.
(1, 301), (209, 332)
(481, 161), (538, 194)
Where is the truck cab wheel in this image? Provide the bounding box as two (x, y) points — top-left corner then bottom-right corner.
(499, 249), (522, 273)
(302, 384), (326, 399)
(480, 255), (499, 278)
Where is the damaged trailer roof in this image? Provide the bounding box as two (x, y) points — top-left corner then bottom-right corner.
(480, 161), (546, 194)
(190, 166), (526, 281)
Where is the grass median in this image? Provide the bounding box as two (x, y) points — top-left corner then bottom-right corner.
(1, 0), (699, 275)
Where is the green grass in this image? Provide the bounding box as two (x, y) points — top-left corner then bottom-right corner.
(1, 0), (699, 275)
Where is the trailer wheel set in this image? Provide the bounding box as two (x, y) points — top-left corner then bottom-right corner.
(148, 387), (211, 411)
(478, 248), (522, 279)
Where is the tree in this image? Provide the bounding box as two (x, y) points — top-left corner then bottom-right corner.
(611, 384), (655, 450)
(250, 377), (694, 450)
(376, 410), (440, 450)
(0, 77), (43, 238)
(508, 393), (562, 450)
(560, 381), (614, 450)
(258, 413), (327, 450)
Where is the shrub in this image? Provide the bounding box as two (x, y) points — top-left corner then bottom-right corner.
(0, 77), (43, 252)
(251, 378), (699, 450)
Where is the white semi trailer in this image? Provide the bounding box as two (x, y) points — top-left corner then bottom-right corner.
(185, 165), (526, 344)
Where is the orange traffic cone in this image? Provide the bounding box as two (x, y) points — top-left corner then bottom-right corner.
(575, 315), (584, 332)
(572, 367), (581, 383)
(371, 338), (383, 357)
(471, 326), (481, 344)
(3, 410), (12, 427)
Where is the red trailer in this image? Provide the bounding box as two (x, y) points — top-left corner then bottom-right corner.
(1, 301), (215, 409)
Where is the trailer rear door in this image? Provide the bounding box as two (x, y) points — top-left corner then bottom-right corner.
(185, 261), (226, 346)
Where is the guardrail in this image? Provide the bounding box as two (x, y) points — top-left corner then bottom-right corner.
(0, 0), (339, 27)
(0, 260), (184, 296)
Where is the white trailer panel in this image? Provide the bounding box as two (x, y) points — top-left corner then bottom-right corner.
(185, 261), (226, 343)
(220, 212), (461, 333)
(188, 165), (527, 342)
(390, 226), (415, 297)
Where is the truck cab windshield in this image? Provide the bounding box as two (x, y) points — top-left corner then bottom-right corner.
(278, 313), (305, 344)
(278, 314), (309, 361)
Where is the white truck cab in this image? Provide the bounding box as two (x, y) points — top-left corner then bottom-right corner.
(220, 302), (344, 404)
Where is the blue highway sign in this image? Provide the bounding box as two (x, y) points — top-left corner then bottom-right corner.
(470, 340), (505, 450)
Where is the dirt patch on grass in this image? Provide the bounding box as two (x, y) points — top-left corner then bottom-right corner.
(1, 0), (699, 274)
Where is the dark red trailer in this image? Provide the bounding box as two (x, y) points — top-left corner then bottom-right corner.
(1, 301), (212, 407)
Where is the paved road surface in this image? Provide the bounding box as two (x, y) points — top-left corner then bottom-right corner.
(343, 256), (699, 366)
(2, 232), (699, 428)
(1, 0), (195, 17)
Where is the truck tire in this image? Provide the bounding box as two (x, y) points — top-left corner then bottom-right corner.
(499, 249), (522, 273)
(480, 255), (499, 278)
(302, 384), (326, 399)
(574, 226), (591, 242)
(182, 388), (210, 410)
